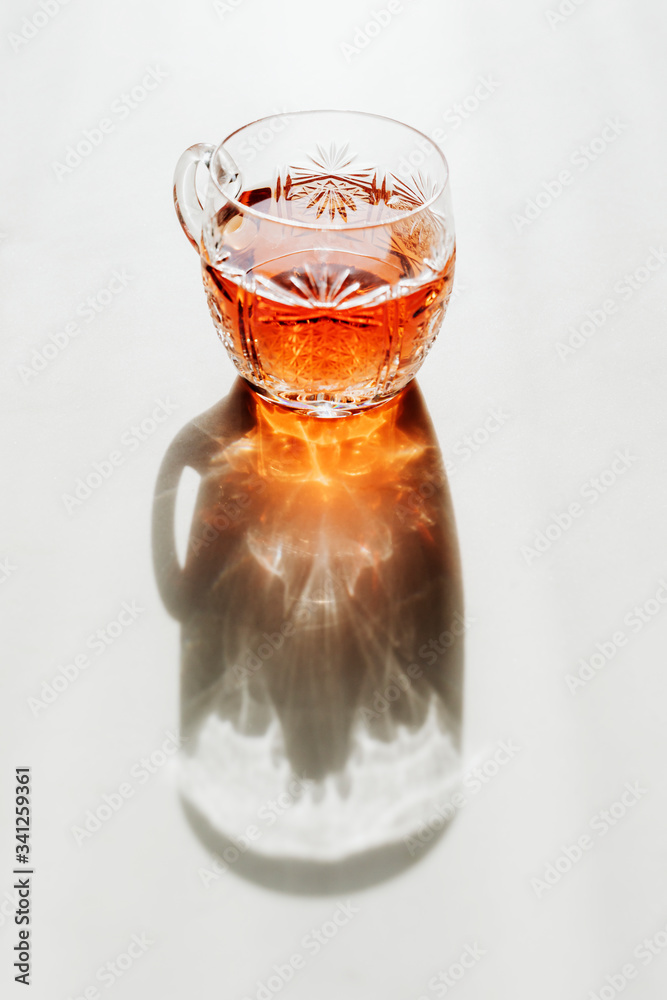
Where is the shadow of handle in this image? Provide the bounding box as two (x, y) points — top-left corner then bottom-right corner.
(152, 422), (202, 621)
(152, 378), (259, 621)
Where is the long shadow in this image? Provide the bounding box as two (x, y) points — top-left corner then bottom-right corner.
(152, 378), (465, 894)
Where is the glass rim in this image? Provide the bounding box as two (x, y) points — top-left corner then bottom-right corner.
(210, 109), (450, 232)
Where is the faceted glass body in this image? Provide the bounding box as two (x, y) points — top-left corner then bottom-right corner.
(174, 111), (455, 416)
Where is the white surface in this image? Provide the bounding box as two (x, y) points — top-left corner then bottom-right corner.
(2, 1), (667, 998)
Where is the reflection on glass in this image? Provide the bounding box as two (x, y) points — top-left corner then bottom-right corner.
(153, 379), (464, 891)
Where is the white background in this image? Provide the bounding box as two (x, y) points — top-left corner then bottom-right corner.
(2, 0), (667, 998)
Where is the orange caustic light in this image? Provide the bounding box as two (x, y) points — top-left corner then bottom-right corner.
(250, 388), (428, 487)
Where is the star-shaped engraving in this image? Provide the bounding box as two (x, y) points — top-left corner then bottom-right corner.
(282, 143), (377, 222)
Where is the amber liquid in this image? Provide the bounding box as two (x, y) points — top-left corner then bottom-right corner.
(202, 186), (455, 412)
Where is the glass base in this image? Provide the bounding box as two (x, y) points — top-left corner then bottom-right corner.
(241, 378), (406, 418)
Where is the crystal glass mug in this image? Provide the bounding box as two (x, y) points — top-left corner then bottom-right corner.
(174, 110), (455, 417)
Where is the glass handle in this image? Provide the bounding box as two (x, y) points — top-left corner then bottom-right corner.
(173, 143), (215, 250)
